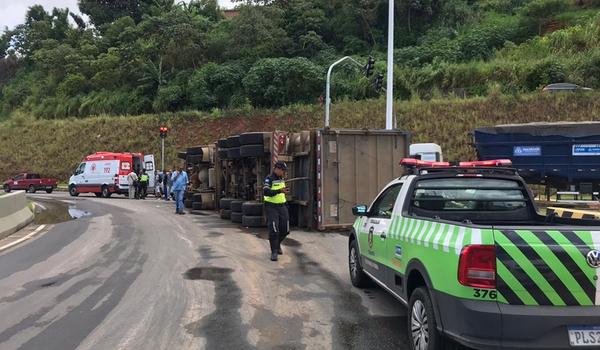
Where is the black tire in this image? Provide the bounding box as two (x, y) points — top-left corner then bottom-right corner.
(101, 185), (111, 198)
(3, 185), (11, 193)
(242, 215), (265, 227)
(45, 188), (53, 194)
(184, 199), (193, 209)
(192, 193), (203, 203)
(231, 211), (243, 223)
(69, 185), (79, 197)
(177, 152), (187, 160)
(230, 200), (244, 212)
(218, 149), (229, 159)
(240, 144), (266, 158)
(192, 202), (203, 210)
(95, 193), (103, 198)
(227, 147), (241, 159)
(242, 202), (263, 216)
(217, 138), (228, 148)
(220, 197), (234, 209)
(185, 192), (194, 200)
(187, 154), (203, 164)
(349, 239), (371, 288)
(28, 185), (36, 194)
(220, 209), (232, 219)
(226, 135), (240, 148)
(187, 146), (203, 156)
(408, 287), (441, 350)
(240, 132), (267, 145)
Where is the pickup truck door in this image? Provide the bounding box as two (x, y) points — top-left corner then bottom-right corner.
(144, 155), (156, 190)
(360, 183), (403, 282)
(12, 174), (25, 190)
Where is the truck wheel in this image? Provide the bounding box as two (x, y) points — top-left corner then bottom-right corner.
(220, 209), (232, 219)
(220, 198), (234, 210)
(349, 239), (371, 288)
(240, 144), (266, 158)
(226, 135), (240, 148)
(193, 193), (203, 203)
(28, 185), (36, 194)
(69, 185), (79, 197)
(230, 200), (244, 213)
(192, 202), (203, 210)
(408, 287), (441, 350)
(184, 199), (193, 209)
(45, 188), (53, 194)
(101, 186), (111, 198)
(240, 132), (267, 145)
(218, 149), (229, 159)
(231, 211), (243, 223)
(217, 138), (228, 148)
(187, 146), (203, 156)
(242, 202), (263, 216)
(227, 148), (241, 159)
(242, 215), (265, 227)
(3, 185), (10, 193)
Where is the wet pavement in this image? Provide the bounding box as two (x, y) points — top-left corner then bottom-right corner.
(0, 193), (469, 350)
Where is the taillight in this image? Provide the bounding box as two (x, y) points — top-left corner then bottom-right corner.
(458, 245), (496, 289)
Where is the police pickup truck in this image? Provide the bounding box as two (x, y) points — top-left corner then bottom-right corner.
(348, 159), (600, 350)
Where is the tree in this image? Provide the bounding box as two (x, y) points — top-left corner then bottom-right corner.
(520, 0), (569, 35)
(78, 0), (156, 27)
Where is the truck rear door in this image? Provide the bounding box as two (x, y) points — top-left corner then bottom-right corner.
(494, 228), (599, 307)
(144, 155), (156, 189)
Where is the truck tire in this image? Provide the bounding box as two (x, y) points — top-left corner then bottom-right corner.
(184, 199), (193, 209)
(408, 287), (441, 350)
(218, 149), (229, 159)
(240, 132), (267, 145)
(349, 239), (371, 288)
(192, 202), (203, 210)
(45, 188), (53, 194)
(28, 185), (36, 194)
(187, 154), (203, 164)
(227, 148), (241, 159)
(193, 193), (203, 203)
(101, 185), (111, 198)
(242, 215), (265, 227)
(177, 152), (187, 160)
(220, 197), (234, 209)
(231, 211), (243, 223)
(227, 136), (240, 148)
(69, 185), (79, 197)
(187, 146), (203, 156)
(230, 200), (244, 213)
(220, 209), (232, 219)
(217, 138), (228, 148)
(240, 144), (266, 158)
(3, 185), (11, 193)
(185, 192), (194, 200)
(242, 202), (263, 216)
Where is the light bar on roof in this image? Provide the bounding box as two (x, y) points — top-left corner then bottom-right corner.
(400, 158), (451, 168)
(459, 159), (513, 167)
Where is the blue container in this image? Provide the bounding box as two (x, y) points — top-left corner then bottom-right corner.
(473, 122), (600, 190)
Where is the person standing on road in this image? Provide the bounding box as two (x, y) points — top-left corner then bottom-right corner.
(127, 170), (138, 200)
(263, 161), (290, 262)
(171, 165), (189, 215)
(140, 169), (149, 199)
(163, 170), (170, 201)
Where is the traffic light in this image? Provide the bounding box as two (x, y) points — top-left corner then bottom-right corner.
(159, 126), (169, 139)
(374, 73), (384, 92)
(365, 56), (375, 77)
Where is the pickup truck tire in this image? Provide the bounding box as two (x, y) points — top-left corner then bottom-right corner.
(408, 287), (441, 350)
(95, 193), (102, 198)
(3, 185), (10, 193)
(28, 185), (36, 194)
(45, 188), (53, 194)
(349, 239), (371, 288)
(242, 202), (263, 216)
(240, 132), (267, 145)
(69, 185), (79, 197)
(240, 144), (266, 158)
(230, 200), (244, 213)
(242, 215), (265, 227)
(230, 211), (243, 223)
(220, 209), (232, 219)
(101, 185), (111, 198)
(220, 198), (234, 209)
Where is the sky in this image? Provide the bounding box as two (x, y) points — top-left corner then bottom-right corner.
(0, 0), (235, 31)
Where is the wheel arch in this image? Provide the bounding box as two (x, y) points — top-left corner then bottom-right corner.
(405, 259), (444, 332)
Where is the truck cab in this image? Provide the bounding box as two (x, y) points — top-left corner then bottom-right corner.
(349, 159), (600, 350)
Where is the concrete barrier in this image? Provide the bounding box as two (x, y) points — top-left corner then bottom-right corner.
(0, 191), (34, 240)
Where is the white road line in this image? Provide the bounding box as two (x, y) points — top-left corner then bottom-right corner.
(0, 225), (46, 252)
(33, 202), (47, 210)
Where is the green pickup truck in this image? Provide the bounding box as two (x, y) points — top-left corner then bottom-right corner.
(348, 159), (600, 350)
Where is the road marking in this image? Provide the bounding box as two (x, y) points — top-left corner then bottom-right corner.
(0, 224), (46, 252)
(33, 201), (47, 210)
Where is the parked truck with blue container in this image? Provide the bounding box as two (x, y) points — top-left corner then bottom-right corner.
(473, 122), (600, 197)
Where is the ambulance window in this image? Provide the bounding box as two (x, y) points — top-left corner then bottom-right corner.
(369, 184), (402, 218)
(75, 163), (86, 175)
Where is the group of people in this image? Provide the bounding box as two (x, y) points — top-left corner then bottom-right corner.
(126, 169), (150, 200)
(128, 165), (189, 215)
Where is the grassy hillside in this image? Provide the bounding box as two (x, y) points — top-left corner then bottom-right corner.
(1, 92), (599, 182)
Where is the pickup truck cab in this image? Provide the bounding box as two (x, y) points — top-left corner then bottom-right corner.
(3, 173), (57, 194)
(349, 159), (600, 350)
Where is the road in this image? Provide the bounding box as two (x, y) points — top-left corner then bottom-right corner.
(0, 193), (412, 350)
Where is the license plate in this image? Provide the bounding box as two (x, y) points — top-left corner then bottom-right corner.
(569, 327), (600, 347)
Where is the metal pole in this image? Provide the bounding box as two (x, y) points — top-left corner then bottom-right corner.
(161, 138), (165, 171)
(325, 56), (364, 128)
(386, 0), (395, 130)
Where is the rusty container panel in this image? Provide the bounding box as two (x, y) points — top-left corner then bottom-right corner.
(318, 129), (408, 230)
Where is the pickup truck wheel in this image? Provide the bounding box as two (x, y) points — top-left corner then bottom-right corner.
(408, 287), (441, 350)
(28, 185), (36, 194)
(101, 186), (111, 198)
(45, 188), (53, 194)
(69, 185), (79, 197)
(349, 239), (371, 288)
(3, 185), (10, 193)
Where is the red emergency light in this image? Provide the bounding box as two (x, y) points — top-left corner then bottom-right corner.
(400, 158), (451, 168)
(459, 159), (512, 167)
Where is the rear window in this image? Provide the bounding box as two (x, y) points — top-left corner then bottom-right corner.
(412, 178), (527, 212)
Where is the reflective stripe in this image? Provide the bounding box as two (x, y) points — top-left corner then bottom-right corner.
(592, 231), (600, 306)
(264, 180), (286, 204)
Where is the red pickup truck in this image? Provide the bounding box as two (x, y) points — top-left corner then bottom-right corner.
(3, 173), (58, 194)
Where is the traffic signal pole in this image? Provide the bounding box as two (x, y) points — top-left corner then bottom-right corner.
(324, 56), (365, 128)
(161, 138), (165, 172)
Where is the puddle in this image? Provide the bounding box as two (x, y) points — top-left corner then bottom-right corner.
(32, 200), (91, 225)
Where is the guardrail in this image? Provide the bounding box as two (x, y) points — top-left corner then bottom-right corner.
(0, 191), (34, 240)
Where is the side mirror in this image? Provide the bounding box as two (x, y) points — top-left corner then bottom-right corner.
(352, 205), (368, 216)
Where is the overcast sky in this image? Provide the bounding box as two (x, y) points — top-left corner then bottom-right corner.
(0, 0), (235, 31)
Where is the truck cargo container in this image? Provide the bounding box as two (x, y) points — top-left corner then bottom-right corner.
(473, 122), (600, 194)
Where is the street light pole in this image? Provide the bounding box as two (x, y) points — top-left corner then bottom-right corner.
(386, 0), (395, 130)
(325, 56), (364, 128)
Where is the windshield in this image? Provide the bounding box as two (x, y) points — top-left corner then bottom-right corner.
(413, 178), (527, 211)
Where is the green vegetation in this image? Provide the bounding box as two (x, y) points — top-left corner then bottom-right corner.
(0, 0), (599, 120)
(1, 92), (599, 182)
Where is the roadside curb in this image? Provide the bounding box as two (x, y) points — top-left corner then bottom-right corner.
(0, 191), (34, 240)
(0, 224), (46, 252)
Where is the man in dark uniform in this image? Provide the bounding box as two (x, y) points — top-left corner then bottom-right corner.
(263, 161), (290, 262)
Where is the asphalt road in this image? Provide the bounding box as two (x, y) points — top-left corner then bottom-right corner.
(0, 193), (413, 350)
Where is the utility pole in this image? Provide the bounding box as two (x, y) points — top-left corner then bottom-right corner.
(386, 0), (395, 130)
